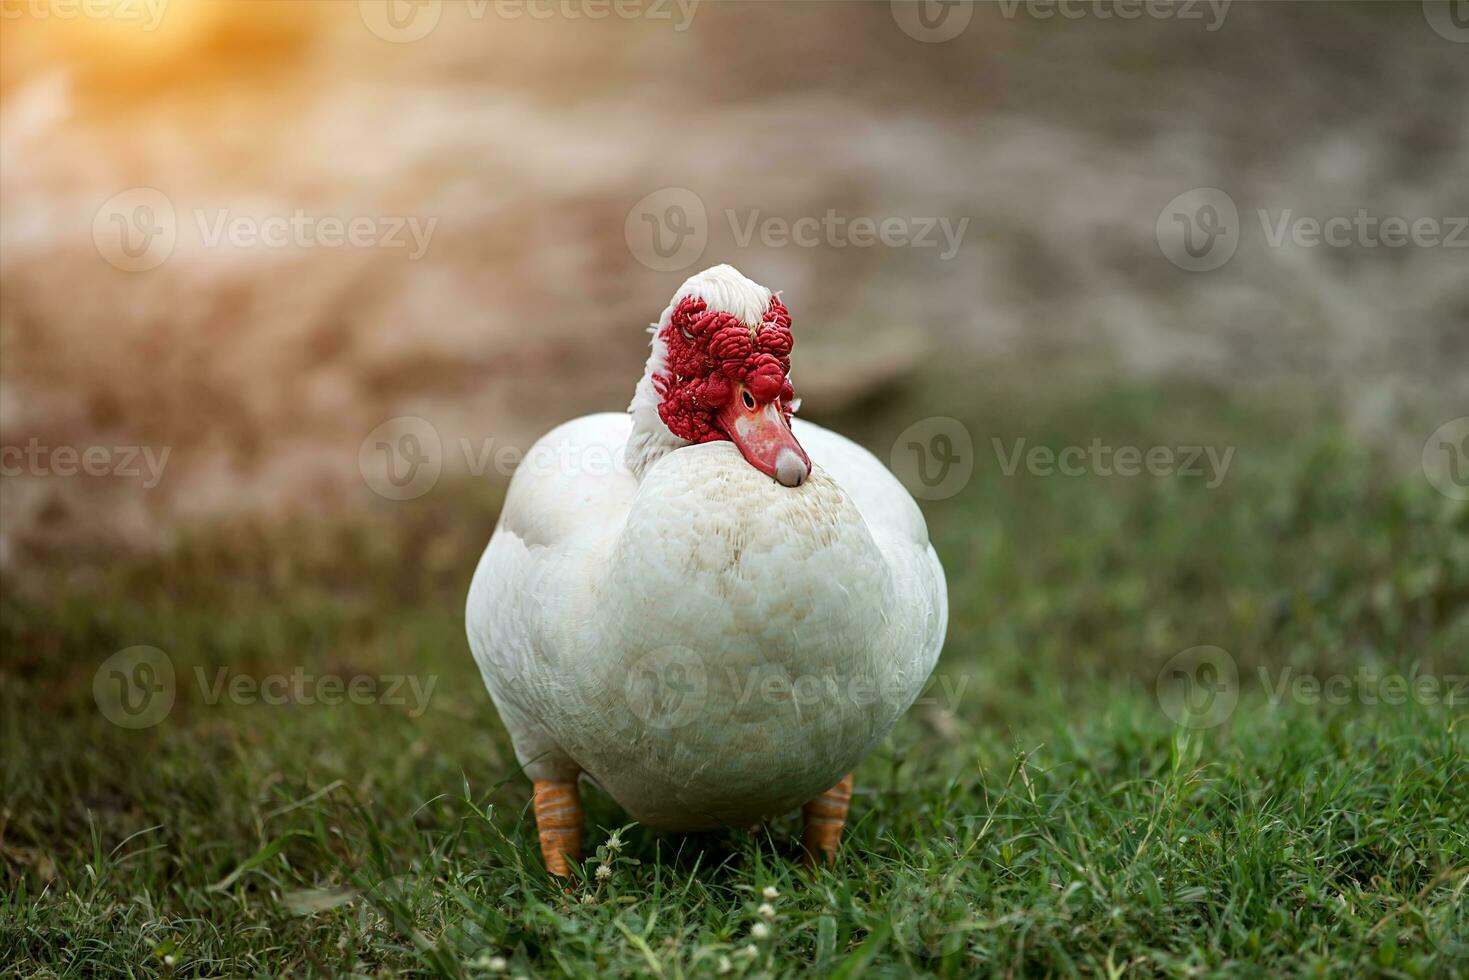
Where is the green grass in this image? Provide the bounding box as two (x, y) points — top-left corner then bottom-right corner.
(3, 375), (1467, 977)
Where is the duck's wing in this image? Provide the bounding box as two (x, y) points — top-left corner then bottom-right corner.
(791, 418), (949, 682)
(489, 412), (640, 550)
(465, 412), (637, 780)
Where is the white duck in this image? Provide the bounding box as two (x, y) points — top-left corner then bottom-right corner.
(466, 265), (947, 874)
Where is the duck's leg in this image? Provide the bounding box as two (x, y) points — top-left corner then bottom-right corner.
(532, 779), (583, 876)
(801, 773), (854, 867)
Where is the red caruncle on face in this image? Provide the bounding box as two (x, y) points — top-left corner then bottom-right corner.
(654, 295), (796, 444)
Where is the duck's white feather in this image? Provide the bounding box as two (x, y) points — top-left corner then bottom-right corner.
(466, 411), (947, 831)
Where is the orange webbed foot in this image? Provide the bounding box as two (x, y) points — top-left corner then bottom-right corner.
(801, 773), (853, 868)
(532, 779), (584, 877)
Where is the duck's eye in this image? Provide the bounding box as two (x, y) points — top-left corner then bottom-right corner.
(741, 390), (756, 411)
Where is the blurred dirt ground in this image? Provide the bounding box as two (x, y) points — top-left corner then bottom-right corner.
(1, 1), (1465, 566)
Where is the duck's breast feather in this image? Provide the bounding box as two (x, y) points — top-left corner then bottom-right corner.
(792, 418), (948, 684)
(791, 418), (931, 547)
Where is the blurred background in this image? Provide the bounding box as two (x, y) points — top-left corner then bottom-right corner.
(4, 4), (1468, 972)
(1, 0), (1465, 565)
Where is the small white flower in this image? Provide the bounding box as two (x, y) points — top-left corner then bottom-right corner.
(757, 902), (776, 919)
(739, 943), (759, 958)
(761, 885), (779, 900)
(580, 892), (596, 905)
(595, 864), (612, 881)
(716, 955), (732, 974)
(163, 956), (176, 967)
(488, 956), (508, 972)
(606, 834), (624, 850)
(751, 922), (770, 940)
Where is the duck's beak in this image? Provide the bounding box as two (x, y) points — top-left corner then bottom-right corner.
(716, 384), (811, 487)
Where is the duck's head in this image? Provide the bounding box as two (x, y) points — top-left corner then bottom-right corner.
(628, 265), (811, 487)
